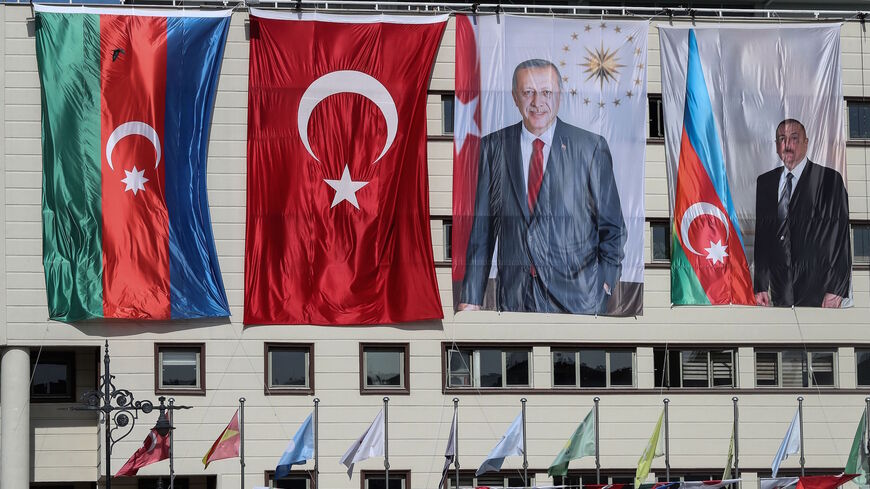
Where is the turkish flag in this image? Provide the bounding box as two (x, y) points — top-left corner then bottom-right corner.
(115, 428), (169, 477)
(245, 10), (446, 325)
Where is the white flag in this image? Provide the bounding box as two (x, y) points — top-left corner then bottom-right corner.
(771, 409), (801, 477)
(476, 412), (524, 476)
(340, 408), (385, 478)
(439, 409), (458, 489)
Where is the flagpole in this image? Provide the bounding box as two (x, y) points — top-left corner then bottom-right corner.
(594, 397), (601, 484)
(865, 397), (870, 456)
(384, 397), (390, 489)
(169, 398), (175, 489)
(798, 396), (805, 476)
(521, 398), (528, 487)
(663, 398), (670, 482)
(732, 397), (739, 479)
(239, 397), (246, 489)
(453, 398), (460, 489)
(314, 398), (320, 489)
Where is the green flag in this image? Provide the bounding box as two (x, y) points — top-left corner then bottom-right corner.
(548, 408), (596, 477)
(845, 408), (869, 489)
(723, 426), (734, 480)
(635, 409), (665, 487)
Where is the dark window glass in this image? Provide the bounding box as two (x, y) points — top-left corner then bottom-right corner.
(756, 352), (779, 387)
(442, 94), (455, 134)
(680, 351), (709, 388)
(447, 474), (475, 489)
(444, 221), (453, 260)
(579, 349), (606, 388)
(448, 349), (472, 387)
(648, 94), (664, 138)
(365, 349), (403, 387)
(479, 349), (503, 387)
(610, 350), (634, 386)
(711, 350), (735, 387)
(31, 352), (74, 401)
(858, 350), (870, 386)
(270, 348), (308, 388)
(651, 221), (671, 261)
(553, 350), (576, 386)
(365, 474), (405, 489)
(138, 478), (189, 489)
(848, 101), (870, 139)
(810, 352), (835, 387)
(160, 350), (198, 387)
(505, 350), (529, 386)
(854, 224), (870, 263)
(274, 478), (308, 489)
(781, 350), (808, 387)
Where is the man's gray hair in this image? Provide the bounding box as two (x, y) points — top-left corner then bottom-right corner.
(511, 59), (564, 93)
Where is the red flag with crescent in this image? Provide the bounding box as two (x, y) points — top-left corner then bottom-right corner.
(245, 10), (446, 325)
(115, 428), (169, 477)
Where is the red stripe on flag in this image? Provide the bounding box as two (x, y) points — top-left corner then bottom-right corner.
(674, 127), (754, 305)
(100, 15), (170, 319)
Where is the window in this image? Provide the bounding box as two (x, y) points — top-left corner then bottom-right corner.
(650, 219), (671, 262)
(858, 350), (870, 387)
(30, 351), (75, 402)
(755, 350), (837, 388)
(361, 344), (409, 394)
(657, 473), (723, 483)
(138, 477), (190, 489)
(654, 349), (736, 388)
(552, 349), (635, 388)
(555, 473), (633, 489)
(265, 343), (313, 395)
(848, 100), (870, 139)
(442, 94), (455, 135)
(447, 347), (531, 389)
(443, 220), (453, 261)
(362, 470), (409, 489)
(648, 94), (664, 138)
(155, 344), (205, 395)
(266, 470), (312, 488)
(855, 224), (870, 264)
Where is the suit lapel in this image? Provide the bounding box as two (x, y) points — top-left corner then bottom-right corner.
(789, 160), (814, 215)
(534, 120), (568, 222)
(505, 122), (530, 221)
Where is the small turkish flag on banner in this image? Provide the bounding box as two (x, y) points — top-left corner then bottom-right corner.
(245, 10), (446, 325)
(115, 428), (169, 477)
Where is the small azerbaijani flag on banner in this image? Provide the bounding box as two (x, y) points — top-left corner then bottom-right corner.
(203, 409), (241, 468)
(671, 30), (754, 305)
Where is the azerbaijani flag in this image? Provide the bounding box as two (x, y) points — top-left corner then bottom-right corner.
(671, 30), (754, 305)
(35, 6), (231, 321)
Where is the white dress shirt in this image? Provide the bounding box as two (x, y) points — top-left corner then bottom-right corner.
(778, 156), (808, 198)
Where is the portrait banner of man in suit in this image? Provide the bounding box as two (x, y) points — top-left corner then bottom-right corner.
(452, 15), (648, 316)
(660, 24), (852, 309)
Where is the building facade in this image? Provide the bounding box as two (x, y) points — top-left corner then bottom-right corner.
(1, 2), (869, 489)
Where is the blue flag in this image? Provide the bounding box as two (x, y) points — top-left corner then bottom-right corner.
(275, 412), (315, 480)
(476, 412), (524, 476)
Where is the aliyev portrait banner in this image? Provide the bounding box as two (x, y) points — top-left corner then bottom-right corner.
(660, 25), (851, 308)
(452, 15), (647, 316)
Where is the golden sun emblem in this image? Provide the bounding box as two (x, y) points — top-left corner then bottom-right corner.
(581, 43), (625, 88)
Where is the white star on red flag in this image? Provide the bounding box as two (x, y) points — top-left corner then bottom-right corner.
(324, 164), (369, 210)
(704, 240), (729, 265)
(454, 96), (480, 154)
(121, 166), (149, 195)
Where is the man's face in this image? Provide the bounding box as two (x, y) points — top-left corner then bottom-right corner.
(775, 123), (808, 170)
(512, 66), (561, 136)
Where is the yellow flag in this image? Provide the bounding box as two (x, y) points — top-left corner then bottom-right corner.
(723, 427), (734, 480)
(635, 409), (665, 487)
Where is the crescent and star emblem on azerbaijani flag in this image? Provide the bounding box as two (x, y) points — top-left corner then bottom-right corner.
(680, 201), (730, 265)
(105, 121), (162, 196)
(297, 70), (399, 211)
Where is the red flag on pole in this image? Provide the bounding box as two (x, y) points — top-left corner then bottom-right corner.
(202, 409), (240, 468)
(115, 428), (169, 477)
(244, 9), (446, 325)
(796, 475), (859, 489)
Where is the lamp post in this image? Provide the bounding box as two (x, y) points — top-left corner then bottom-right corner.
(72, 340), (191, 489)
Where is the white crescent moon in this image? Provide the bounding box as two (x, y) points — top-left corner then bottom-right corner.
(145, 431), (158, 453)
(297, 70), (398, 165)
(679, 202), (730, 256)
(105, 121), (161, 171)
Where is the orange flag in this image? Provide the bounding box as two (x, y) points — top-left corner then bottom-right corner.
(203, 409), (240, 468)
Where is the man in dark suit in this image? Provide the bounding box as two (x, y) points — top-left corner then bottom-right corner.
(754, 118), (851, 308)
(458, 59), (626, 314)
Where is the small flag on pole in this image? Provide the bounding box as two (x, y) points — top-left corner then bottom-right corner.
(549, 408), (596, 477)
(771, 409), (801, 478)
(202, 410), (241, 468)
(476, 413), (524, 476)
(116, 428), (170, 476)
(635, 409), (665, 487)
(439, 408), (457, 489)
(845, 408), (869, 489)
(340, 408), (385, 478)
(723, 427), (735, 480)
(276, 412), (315, 480)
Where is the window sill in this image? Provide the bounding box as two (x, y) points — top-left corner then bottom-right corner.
(155, 387), (206, 396)
(265, 386), (314, 396)
(360, 387), (410, 395)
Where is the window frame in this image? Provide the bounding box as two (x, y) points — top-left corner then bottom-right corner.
(264, 343), (314, 395)
(857, 349), (870, 387)
(361, 469), (410, 489)
(655, 348), (738, 389)
(648, 93), (665, 140)
(649, 218), (672, 263)
(754, 349), (838, 388)
(154, 343), (206, 396)
(853, 222), (870, 265)
(551, 348), (637, 389)
(846, 97), (870, 141)
(30, 350), (76, 403)
(360, 343), (410, 395)
(441, 93), (455, 135)
(265, 469), (314, 489)
(445, 345), (533, 390)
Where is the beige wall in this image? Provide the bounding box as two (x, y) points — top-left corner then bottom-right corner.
(2, 7), (870, 488)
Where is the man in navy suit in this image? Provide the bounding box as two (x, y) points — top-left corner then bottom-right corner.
(458, 59), (626, 314)
(753, 118), (851, 308)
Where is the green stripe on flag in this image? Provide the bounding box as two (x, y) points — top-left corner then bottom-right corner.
(37, 12), (104, 321)
(670, 227), (709, 305)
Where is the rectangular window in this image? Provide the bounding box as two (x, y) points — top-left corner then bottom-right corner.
(267, 470), (311, 488)
(754, 350), (837, 388)
(854, 224), (870, 264)
(155, 344), (205, 395)
(648, 94), (664, 138)
(265, 343), (313, 395)
(654, 349), (736, 388)
(363, 470), (409, 489)
(848, 100), (870, 139)
(552, 349), (635, 388)
(446, 347), (532, 389)
(858, 349), (870, 387)
(30, 351), (75, 402)
(138, 478), (190, 489)
(361, 344), (409, 394)
(650, 220), (671, 262)
(554, 474), (634, 489)
(442, 94), (455, 135)
(476, 474), (532, 488)
(444, 220), (453, 261)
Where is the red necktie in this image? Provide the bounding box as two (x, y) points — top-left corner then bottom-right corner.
(528, 138), (545, 212)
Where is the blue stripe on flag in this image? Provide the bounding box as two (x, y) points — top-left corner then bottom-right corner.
(683, 29), (746, 248)
(165, 16), (231, 319)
